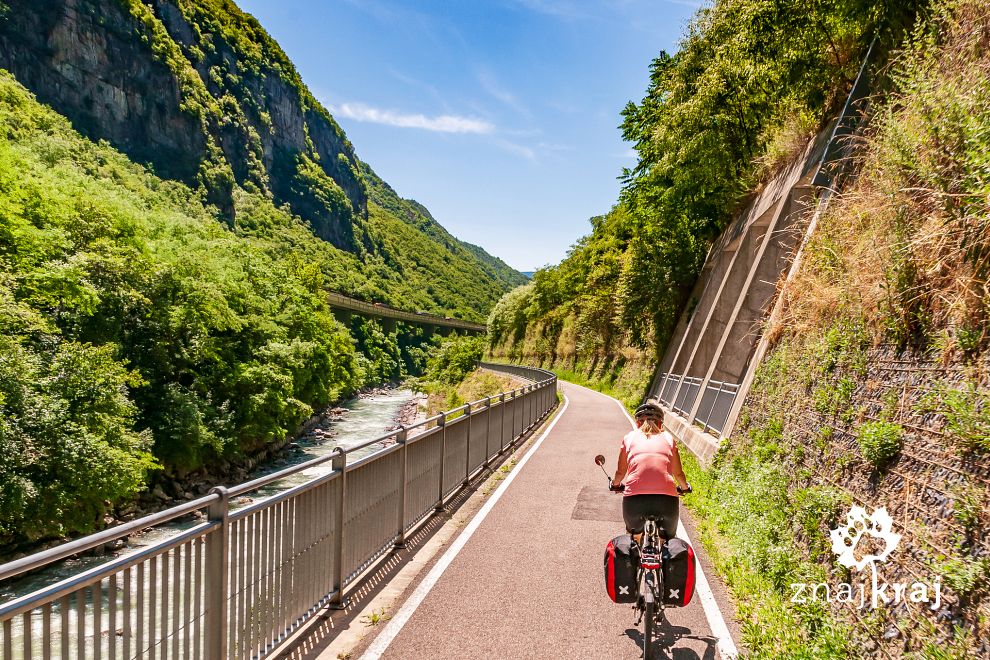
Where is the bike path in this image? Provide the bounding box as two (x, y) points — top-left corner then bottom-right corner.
(362, 380), (740, 659)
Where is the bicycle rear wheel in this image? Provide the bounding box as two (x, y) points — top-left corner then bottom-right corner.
(643, 599), (655, 660)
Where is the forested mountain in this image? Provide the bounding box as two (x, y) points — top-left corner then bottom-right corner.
(0, 0), (524, 314)
(0, 0), (523, 550)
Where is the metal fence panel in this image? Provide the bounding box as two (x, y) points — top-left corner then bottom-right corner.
(705, 386), (738, 436)
(499, 395), (513, 450)
(404, 427), (443, 529)
(342, 448), (402, 581)
(442, 415), (469, 498)
(695, 385), (719, 428)
(512, 392), (524, 439)
(660, 374), (679, 406)
(0, 523), (214, 660)
(468, 404), (489, 474)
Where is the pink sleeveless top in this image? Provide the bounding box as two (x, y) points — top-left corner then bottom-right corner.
(621, 429), (678, 497)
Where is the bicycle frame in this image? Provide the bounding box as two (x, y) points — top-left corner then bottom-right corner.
(637, 518), (664, 613)
(636, 518), (665, 660)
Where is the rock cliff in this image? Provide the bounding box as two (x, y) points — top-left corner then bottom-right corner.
(0, 0), (366, 248)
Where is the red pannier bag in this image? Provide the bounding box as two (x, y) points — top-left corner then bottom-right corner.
(661, 537), (696, 606)
(604, 534), (639, 603)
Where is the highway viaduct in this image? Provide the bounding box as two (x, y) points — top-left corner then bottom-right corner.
(325, 291), (486, 335)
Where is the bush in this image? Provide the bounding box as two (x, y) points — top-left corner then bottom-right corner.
(424, 336), (484, 385)
(856, 421), (903, 468)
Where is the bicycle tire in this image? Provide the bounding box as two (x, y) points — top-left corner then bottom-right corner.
(643, 598), (655, 660)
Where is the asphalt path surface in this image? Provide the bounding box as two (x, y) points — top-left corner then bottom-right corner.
(364, 381), (738, 659)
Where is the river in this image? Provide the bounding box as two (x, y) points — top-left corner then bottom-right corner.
(0, 387), (419, 602)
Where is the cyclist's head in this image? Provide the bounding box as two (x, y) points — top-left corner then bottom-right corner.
(634, 402), (663, 435)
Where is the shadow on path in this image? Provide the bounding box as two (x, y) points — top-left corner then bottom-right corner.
(623, 616), (719, 660)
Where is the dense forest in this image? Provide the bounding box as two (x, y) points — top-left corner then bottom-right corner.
(488, 0), (921, 396)
(0, 0), (524, 551)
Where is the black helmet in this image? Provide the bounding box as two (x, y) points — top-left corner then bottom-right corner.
(634, 401), (663, 420)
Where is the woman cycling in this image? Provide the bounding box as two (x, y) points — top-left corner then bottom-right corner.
(611, 401), (691, 542)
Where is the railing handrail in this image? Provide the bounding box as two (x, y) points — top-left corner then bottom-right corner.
(0, 493), (220, 583)
(0, 363), (555, 585)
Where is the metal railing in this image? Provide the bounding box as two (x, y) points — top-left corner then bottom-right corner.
(657, 372), (680, 408)
(0, 364), (557, 659)
(694, 379), (739, 436)
(672, 376), (703, 417)
(656, 372), (739, 437)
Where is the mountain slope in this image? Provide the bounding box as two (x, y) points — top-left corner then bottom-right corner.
(0, 0), (523, 318)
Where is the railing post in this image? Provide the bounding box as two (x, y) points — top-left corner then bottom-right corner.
(484, 397), (493, 466)
(463, 404), (472, 486)
(395, 427), (408, 548)
(526, 385), (532, 429)
(205, 486), (229, 659)
(436, 413), (446, 511)
(330, 448), (347, 608)
(512, 389), (518, 441)
(499, 393), (506, 451)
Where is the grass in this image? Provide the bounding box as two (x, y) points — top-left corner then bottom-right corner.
(917, 381), (990, 453)
(855, 421), (903, 469)
(778, 0), (990, 351)
(482, 459), (518, 496)
(679, 442), (854, 658)
(418, 368), (520, 419)
(360, 607), (389, 627)
(548, 363), (648, 413)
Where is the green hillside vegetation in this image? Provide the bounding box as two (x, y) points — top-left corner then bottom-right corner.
(687, 1), (990, 654)
(489, 0), (920, 389)
(0, 71), (503, 551)
(360, 164), (526, 315)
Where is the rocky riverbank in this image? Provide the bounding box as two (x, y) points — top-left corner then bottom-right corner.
(387, 390), (429, 432)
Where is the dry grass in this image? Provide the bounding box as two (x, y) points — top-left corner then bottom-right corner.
(422, 369), (519, 417)
(777, 0), (990, 355)
(754, 107), (820, 184)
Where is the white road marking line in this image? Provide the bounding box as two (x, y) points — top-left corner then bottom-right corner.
(605, 390), (739, 660)
(361, 393), (571, 660)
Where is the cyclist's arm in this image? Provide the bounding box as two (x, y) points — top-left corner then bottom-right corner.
(612, 445), (628, 488)
(669, 442), (690, 492)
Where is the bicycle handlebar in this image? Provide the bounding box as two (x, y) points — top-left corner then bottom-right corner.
(606, 481), (692, 495)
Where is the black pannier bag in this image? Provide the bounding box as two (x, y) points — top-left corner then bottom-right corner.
(661, 537), (696, 606)
(604, 534), (639, 603)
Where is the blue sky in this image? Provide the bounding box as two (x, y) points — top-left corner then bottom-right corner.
(237, 0), (700, 272)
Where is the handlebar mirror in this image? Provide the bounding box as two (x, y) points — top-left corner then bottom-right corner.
(594, 454), (605, 466)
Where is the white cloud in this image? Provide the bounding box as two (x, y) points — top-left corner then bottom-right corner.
(494, 139), (537, 161)
(332, 102), (495, 134)
(477, 70), (531, 118)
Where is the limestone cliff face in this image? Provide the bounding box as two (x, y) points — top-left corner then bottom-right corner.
(0, 0), (367, 248)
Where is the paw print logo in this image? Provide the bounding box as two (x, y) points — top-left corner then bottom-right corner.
(829, 506), (901, 571)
